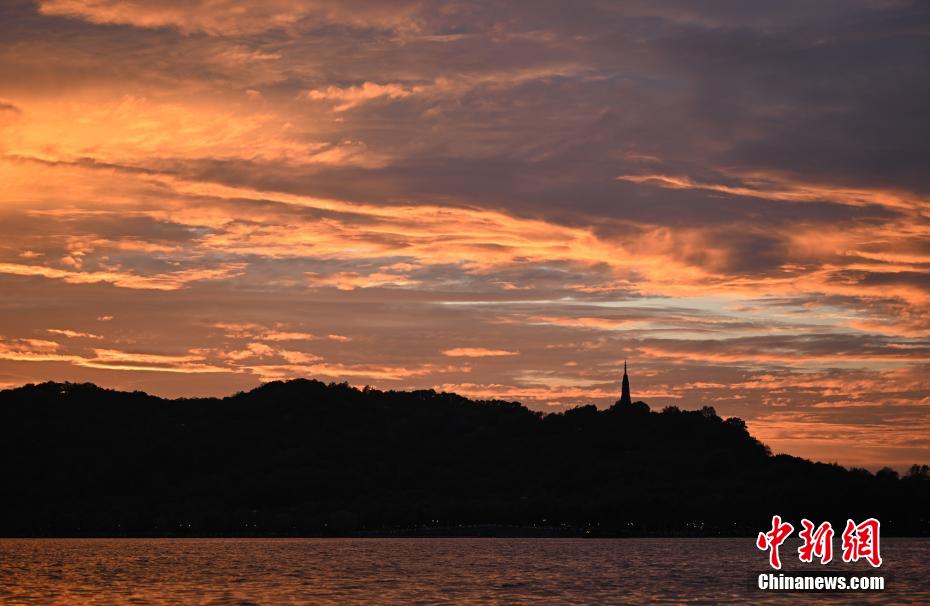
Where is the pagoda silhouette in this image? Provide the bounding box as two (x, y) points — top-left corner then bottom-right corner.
(618, 360), (632, 406)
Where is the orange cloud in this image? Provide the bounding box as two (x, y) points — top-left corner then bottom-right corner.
(436, 382), (618, 403)
(0, 339), (77, 363)
(2, 95), (378, 167)
(638, 345), (930, 366)
(247, 362), (470, 383)
(91, 349), (206, 365)
(526, 316), (641, 330)
(442, 348), (519, 357)
(747, 412), (930, 470)
(306, 271), (419, 290)
(211, 323), (346, 343)
(0, 261), (245, 291)
(306, 82), (413, 112)
(47, 329), (104, 339)
(37, 0), (423, 35)
(4, 154), (928, 345)
(618, 172), (928, 212)
(277, 350), (323, 364)
(261, 331), (318, 342)
(0, 341), (233, 374)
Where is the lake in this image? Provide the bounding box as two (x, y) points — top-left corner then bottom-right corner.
(1, 538), (928, 604)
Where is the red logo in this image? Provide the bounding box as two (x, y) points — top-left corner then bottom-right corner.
(798, 519), (834, 564)
(757, 515), (881, 569)
(756, 515), (794, 569)
(841, 518), (882, 567)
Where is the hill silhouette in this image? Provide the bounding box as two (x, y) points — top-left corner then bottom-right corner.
(1, 379), (928, 537)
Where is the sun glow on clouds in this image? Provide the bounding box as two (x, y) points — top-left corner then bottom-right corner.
(617, 173), (930, 213)
(1, 0), (929, 470)
(1, 156), (928, 468)
(442, 348), (518, 358)
(37, 0), (423, 35)
(306, 82), (414, 112)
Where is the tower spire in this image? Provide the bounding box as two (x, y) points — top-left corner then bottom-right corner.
(619, 359), (631, 406)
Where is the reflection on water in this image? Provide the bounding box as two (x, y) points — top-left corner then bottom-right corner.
(1, 538), (928, 604)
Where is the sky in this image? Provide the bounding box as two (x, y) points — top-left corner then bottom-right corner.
(1, 0), (929, 470)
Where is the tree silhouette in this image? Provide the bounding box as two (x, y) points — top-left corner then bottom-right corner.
(0, 380), (927, 537)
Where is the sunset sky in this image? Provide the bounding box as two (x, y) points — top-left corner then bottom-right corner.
(1, 0), (929, 470)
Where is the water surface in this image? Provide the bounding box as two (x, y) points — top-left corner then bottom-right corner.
(1, 538), (927, 604)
